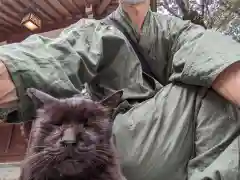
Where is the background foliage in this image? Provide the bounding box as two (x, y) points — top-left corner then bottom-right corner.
(156, 0), (240, 42)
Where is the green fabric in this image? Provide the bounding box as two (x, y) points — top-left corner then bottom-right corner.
(113, 83), (240, 180)
(0, 6), (240, 180)
(1, 19), (154, 122)
(107, 6), (240, 86)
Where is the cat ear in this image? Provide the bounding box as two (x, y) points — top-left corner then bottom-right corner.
(26, 88), (58, 105)
(100, 90), (123, 108)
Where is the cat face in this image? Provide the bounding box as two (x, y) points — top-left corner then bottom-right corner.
(20, 88), (123, 180)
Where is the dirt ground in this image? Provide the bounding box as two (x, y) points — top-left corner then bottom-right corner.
(0, 163), (20, 180)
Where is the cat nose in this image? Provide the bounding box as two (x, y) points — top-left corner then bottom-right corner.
(60, 128), (76, 146)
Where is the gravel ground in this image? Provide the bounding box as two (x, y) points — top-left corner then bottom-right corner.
(0, 162), (20, 180)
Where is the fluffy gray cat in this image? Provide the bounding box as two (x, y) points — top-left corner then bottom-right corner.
(19, 88), (125, 180)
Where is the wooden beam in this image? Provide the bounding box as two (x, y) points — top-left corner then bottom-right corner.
(0, 10), (21, 27)
(32, 1), (58, 21)
(18, 0), (52, 22)
(0, 18), (20, 32)
(150, 0), (157, 12)
(0, 16), (85, 43)
(31, 7), (53, 22)
(44, 0), (65, 19)
(72, 0), (85, 9)
(0, 10), (20, 23)
(3, 1), (22, 14)
(71, 0), (81, 10)
(96, 0), (112, 15)
(0, 24), (15, 33)
(0, 3), (21, 22)
(0, 28), (11, 33)
(58, 0), (75, 16)
(63, 0), (80, 14)
(16, 0), (27, 9)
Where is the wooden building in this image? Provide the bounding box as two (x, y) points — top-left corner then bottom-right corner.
(0, 0), (120, 43)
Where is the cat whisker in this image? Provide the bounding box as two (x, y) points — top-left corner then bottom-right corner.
(31, 155), (51, 167)
(38, 156), (56, 172)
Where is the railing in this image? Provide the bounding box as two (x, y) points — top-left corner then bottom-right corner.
(0, 123), (27, 163)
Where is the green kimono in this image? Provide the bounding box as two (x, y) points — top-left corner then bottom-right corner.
(0, 6), (240, 180)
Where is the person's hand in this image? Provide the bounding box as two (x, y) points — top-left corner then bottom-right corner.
(212, 62), (240, 106)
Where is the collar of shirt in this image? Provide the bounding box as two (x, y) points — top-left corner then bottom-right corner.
(118, 6), (156, 53)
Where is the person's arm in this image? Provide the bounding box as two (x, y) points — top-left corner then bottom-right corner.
(212, 62), (240, 105)
(0, 61), (18, 108)
(161, 14), (240, 104)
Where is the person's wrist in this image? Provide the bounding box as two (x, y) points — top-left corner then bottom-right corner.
(212, 62), (240, 105)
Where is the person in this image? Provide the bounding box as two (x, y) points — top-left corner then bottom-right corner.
(0, 0), (240, 179)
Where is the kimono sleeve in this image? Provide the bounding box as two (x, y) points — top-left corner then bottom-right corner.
(167, 16), (240, 87)
(0, 19), (139, 122)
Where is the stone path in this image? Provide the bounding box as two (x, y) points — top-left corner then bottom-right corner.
(0, 163), (20, 180)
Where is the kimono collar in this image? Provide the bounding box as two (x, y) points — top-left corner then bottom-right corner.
(118, 5), (151, 39)
(109, 5), (156, 52)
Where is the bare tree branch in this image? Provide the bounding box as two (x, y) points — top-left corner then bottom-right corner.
(201, 0), (205, 17)
(162, 0), (182, 18)
(215, 0), (240, 30)
(176, 0), (189, 15)
(157, 0), (239, 31)
(183, 0), (190, 10)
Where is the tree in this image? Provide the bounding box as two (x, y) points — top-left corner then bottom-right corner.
(157, 0), (240, 30)
(223, 18), (240, 42)
(156, 0), (240, 41)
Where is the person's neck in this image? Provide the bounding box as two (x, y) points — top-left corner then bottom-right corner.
(121, 2), (150, 31)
